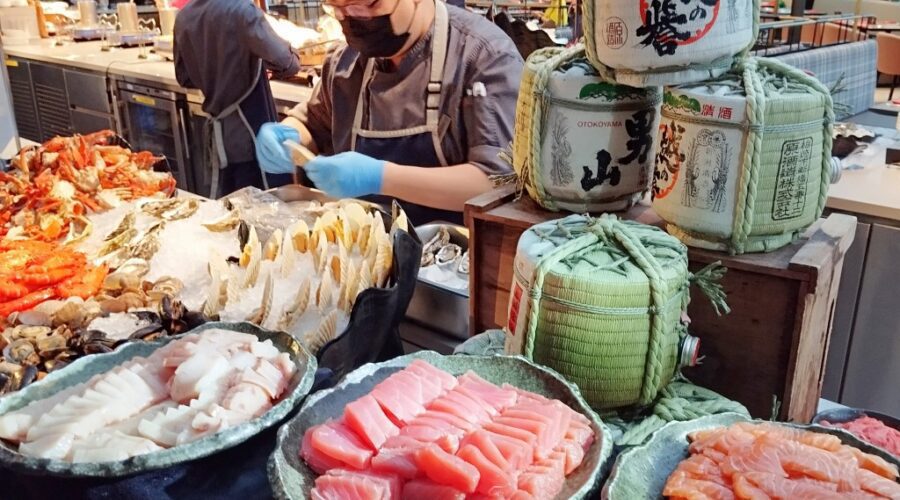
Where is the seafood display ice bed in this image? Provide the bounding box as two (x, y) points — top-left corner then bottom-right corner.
(0, 329), (295, 463)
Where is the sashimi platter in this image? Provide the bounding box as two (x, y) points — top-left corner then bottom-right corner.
(0, 322), (315, 475)
(270, 351), (614, 500)
(603, 413), (900, 499)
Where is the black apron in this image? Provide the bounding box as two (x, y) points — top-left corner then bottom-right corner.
(349, 1), (462, 226)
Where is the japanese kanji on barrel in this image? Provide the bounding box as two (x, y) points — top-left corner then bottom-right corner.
(651, 57), (840, 254)
(583, 0), (760, 87)
(512, 44), (662, 213)
(505, 214), (728, 410)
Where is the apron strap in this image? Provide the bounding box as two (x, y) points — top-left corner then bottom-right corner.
(351, 0), (450, 151)
(209, 59), (267, 198)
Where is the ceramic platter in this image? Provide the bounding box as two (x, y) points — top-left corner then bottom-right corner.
(0, 321), (316, 477)
(602, 413), (900, 499)
(268, 351), (615, 499)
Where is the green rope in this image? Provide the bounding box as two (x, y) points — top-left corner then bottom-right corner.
(690, 262), (731, 315)
(605, 379), (751, 447)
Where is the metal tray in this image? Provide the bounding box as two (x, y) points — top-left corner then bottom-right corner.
(268, 351), (614, 500)
(0, 322), (316, 477)
(602, 413), (900, 499)
(406, 223), (470, 340)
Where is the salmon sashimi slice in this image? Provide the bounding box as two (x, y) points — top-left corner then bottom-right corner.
(401, 479), (466, 500)
(719, 434), (787, 479)
(676, 454), (731, 487)
(663, 470), (736, 500)
(843, 445), (899, 480)
(731, 473), (771, 500)
(310, 420), (374, 470)
(311, 469), (399, 500)
(699, 447), (729, 465)
(740, 471), (845, 500)
(371, 377), (426, 426)
(779, 440), (859, 491)
(399, 425), (459, 454)
(857, 468), (900, 498)
(456, 372), (518, 412)
(407, 360), (458, 393)
(485, 430), (535, 471)
(344, 395), (400, 450)
(460, 430), (512, 472)
(689, 426), (756, 457)
(301, 426), (345, 474)
(736, 422), (843, 452)
(457, 444), (517, 497)
(415, 443), (480, 494)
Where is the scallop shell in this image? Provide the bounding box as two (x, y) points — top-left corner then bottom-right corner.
(246, 272), (274, 325)
(391, 211), (409, 235)
(280, 231), (297, 278)
(243, 251), (261, 289)
(357, 265), (373, 297)
(329, 244), (348, 285)
(201, 211), (240, 232)
(264, 229), (283, 262)
(340, 214), (355, 249)
(278, 278), (311, 330)
(314, 235), (329, 276)
(239, 226), (260, 268)
(316, 272), (334, 311)
(374, 235), (393, 288)
(115, 258), (150, 278)
(202, 271), (226, 318)
(343, 202), (369, 229)
(341, 260), (359, 310)
(356, 224), (372, 256)
(305, 310), (338, 354)
(287, 219), (310, 253)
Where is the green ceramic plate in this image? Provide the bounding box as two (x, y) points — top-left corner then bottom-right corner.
(0, 321), (316, 477)
(602, 413), (900, 499)
(268, 351), (614, 499)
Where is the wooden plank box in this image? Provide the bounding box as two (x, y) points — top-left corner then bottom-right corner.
(465, 186), (857, 422)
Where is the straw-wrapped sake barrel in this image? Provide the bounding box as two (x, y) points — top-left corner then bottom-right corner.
(505, 214), (723, 410)
(583, 0), (759, 87)
(512, 45), (661, 212)
(651, 57), (840, 254)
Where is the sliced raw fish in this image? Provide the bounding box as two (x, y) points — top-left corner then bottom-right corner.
(505, 404), (570, 453)
(441, 391), (493, 422)
(415, 444), (480, 494)
(459, 430), (510, 472)
(169, 351), (232, 403)
(457, 444), (516, 497)
(69, 431), (163, 463)
(452, 385), (501, 417)
(399, 425), (459, 453)
(857, 468), (900, 498)
(558, 438), (586, 475)
(17, 433), (76, 460)
(485, 431), (535, 471)
(370, 447), (419, 480)
(0, 413), (31, 442)
(664, 470), (737, 500)
(249, 339), (281, 360)
(456, 372), (517, 411)
(738, 471), (842, 499)
(427, 397), (489, 426)
(407, 360), (457, 392)
(222, 383), (272, 418)
(401, 479), (465, 500)
(418, 411), (477, 434)
(371, 376), (425, 426)
(344, 395), (400, 450)
(494, 417), (550, 458)
(565, 419), (595, 452)
(311, 420), (374, 470)
(483, 422), (538, 449)
(302, 427), (345, 475)
(311, 469), (399, 500)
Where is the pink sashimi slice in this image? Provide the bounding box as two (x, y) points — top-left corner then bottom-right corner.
(311, 469), (397, 500)
(393, 370), (442, 406)
(460, 430), (512, 472)
(457, 444), (517, 497)
(518, 451), (567, 500)
(457, 372), (518, 412)
(344, 394), (400, 450)
(441, 391), (493, 422)
(400, 425), (460, 454)
(494, 416), (551, 460)
(301, 426), (345, 474)
(505, 403), (571, 454)
(454, 385), (502, 417)
(310, 420), (374, 470)
(566, 420), (595, 452)
(558, 438), (586, 475)
(484, 421), (539, 449)
(401, 479), (466, 500)
(419, 411), (478, 433)
(486, 431), (535, 471)
(371, 447), (420, 480)
(371, 376), (425, 426)
(427, 397), (491, 426)
(407, 360), (458, 392)
(415, 443), (480, 494)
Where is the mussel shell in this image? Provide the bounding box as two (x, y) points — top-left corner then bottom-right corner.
(20, 365), (38, 389)
(35, 333), (68, 357)
(238, 220), (250, 249)
(4, 339), (39, 366)
(131, 310), (162, 324)
(128, 324), (167, 341)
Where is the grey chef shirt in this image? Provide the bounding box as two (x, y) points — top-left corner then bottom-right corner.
(174, 0), (300, 162)
(288, 4), (523, 177)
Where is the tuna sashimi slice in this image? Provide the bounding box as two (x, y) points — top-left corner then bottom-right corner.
(484, 422), (539, 450)
(407, 360), (457, 392)
(441, 391), (492, 422)
(427, 397), (490, 426)
(301, 427), (345, 474)
(419, 411), (478, 433)
(558, 439), (586, 475)
(344, 395), (400, 450)
(370, 447), (420, 479)
(509, 491), (537, 500)
(460, 430), (511, 472)
(452, 385), (501, 417)
(400, 425), (460, 454)
(505, 404), (570, 453)
(517, 464), (565, 500)
(415, 443), (480, 494)
(371, 377), (425, 426)
(565, 420), (595, 452)
(457, 444), (517, 497)
(494, 416), (551, 459)
(401, 479), (466, 500)
(486, 431), (534, 471)
(392, 370), (440, 406)
(311, 469), (397, 500)
(457, 372), (517, 411)
(310, 420), (374, 470)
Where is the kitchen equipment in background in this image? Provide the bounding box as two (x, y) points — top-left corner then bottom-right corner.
(118, 81), (193, 193)
(158, 6), (175, 36)
(405, 223), (470, 340)
(0, 6), (40, 44)
(71, 0), (115, 40)
(116, 1), (137, 31)
(77, 0), (96, 26)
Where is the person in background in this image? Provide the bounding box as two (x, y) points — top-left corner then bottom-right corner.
(254, 0), (523, 225)
(174, 0), (301, 197)
(541, 0), (567, 28)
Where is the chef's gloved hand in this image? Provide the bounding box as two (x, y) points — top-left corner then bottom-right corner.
(256, 122), (301, 174)
(304, 152), (385, 199)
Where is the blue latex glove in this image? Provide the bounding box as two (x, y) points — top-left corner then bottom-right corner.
(255, 122), (301, 174)
(304, 151), (385, 199)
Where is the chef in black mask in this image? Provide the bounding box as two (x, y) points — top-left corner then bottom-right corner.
(255, 0), (523, 226)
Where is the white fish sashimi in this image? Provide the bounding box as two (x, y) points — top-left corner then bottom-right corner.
(221, 383), (272, 418)
(70, 431), (163, 463)
(169, 351), (233, 403)
(0, 379), (97, 441)
(18, 433), (76, 460)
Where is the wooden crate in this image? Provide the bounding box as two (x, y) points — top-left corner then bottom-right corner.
(465, 186), (857, 422)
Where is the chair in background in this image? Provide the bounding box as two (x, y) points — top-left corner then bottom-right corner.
(876, 32), (900, 100)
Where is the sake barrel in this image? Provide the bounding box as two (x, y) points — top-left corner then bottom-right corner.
(584, 0), (759, 87)
(505, 214), (725, 410)
(651, 57), (839, 254)
(512, 44), (662, 213)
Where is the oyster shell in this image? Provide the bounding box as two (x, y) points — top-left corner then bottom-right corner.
(305, 310), (338, 354)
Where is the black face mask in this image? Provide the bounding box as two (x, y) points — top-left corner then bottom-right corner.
(339, 1), (414, 58)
